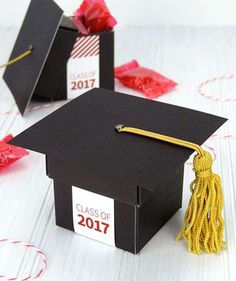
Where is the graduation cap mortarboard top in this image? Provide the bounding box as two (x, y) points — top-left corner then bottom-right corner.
(10, 88), (227, 254)
(2, 0), (78, 115)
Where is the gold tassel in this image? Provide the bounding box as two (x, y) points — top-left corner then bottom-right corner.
(176, 150), (225, 255)
(116, 125), (225, 255)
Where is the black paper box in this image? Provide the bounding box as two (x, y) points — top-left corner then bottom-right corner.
(52, 165), (184, 253)
(3, 0), (114, 115)
(10, 88), (226, 253)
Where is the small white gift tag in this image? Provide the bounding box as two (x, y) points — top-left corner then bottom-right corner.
(72, 186), (115, 246)
(67, 35), (100, 99)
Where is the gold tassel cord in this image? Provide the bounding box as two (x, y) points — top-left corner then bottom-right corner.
(0, 46), (33, 69)
(115, 125), (225, 255)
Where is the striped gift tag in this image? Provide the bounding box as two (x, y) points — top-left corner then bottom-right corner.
(67, 35), (100, 99)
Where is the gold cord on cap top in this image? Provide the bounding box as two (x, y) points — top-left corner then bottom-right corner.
(116, 124), (225, 255)
(0, 45), (33, 69)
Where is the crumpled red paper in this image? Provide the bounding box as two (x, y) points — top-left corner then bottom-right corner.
(115, 60), (178, 99)
(0, 135), (28, 168)
(73, 0), (117, 34)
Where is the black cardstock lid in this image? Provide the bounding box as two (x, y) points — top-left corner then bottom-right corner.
(3, 0), (64, 115)
(10, 88), (227, 198)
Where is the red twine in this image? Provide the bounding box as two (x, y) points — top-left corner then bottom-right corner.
(198, 75), (236, 102)
(198, 75), (236, 139)
(197, 75), (236, 162)
(0, 100), (68, 116)
(0, 239), (47, 281)
(115, 60), (177, 99)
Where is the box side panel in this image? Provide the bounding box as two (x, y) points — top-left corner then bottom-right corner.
(53, 180), (74, 231)
(137, 165), (184, 252)
(53, 180), (137, 253)
(33, 27), (77, 100)
(47, 157), (138, 206)
(114, 201), (136, 254)
(99, 31), (114, 90)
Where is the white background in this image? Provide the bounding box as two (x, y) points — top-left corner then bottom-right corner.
(1, 0), (236, 27)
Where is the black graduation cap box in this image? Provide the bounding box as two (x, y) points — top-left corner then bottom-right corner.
(3, 0), (114, 115)
(10, 88), (226, 253)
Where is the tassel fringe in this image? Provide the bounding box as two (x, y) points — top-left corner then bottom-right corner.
(176, 151), (225, 255)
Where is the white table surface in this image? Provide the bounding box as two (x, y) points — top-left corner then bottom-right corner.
(0, 26), (236, 281)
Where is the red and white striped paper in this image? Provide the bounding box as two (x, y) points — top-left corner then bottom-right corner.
(70, 35), (100, 59)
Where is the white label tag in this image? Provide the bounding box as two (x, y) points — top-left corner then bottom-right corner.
(72, 186), (115, 246)
(67, 35), (100, 99)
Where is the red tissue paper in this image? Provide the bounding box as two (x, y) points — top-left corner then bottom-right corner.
(73, 0), (117, 34)
(0, 135), (28, 168)
(115, 60), (178, 99)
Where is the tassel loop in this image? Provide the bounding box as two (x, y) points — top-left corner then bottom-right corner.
(194, 150), (213, 174)
(0, 45), (33, 69)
